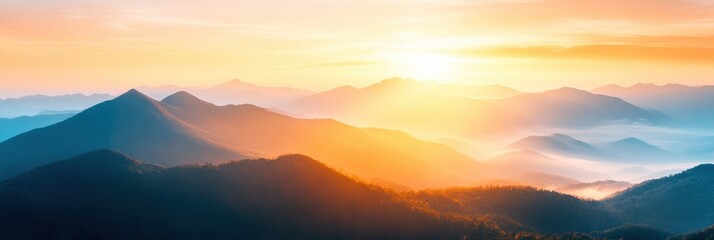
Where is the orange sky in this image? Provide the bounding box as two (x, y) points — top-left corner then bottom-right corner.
(1, 0), (714, 97)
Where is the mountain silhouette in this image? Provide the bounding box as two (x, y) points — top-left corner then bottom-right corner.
(0, 89), (245, 180)
(600, 137), (670, 161)
(138, 80), (314, 108)
(201, 79), (315, 107)
(288, 77), (519, 136)
(288, 79), (668, 137)
(160, 91), (482, 188)
(0, 113), (74, 142)
(593, 83), (714, 128)
(0, 150), (502, 240)
(498, 87), (670, 128)
(0, 93), (112, 118)
(606, 164), (714, 233)
(510, 133), (608, 159)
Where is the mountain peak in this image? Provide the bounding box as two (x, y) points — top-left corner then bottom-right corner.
(115, 89), (153, 103)
(214, 79), (256, 88)
(161, 91), (214, 108)
(614, 137), (646, 144)
(547, 87), (591, 96)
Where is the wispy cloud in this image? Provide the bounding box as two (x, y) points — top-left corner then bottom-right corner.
(471, 44), (714, 63)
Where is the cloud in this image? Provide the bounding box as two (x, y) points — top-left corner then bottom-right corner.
(472, 44), (714, 63)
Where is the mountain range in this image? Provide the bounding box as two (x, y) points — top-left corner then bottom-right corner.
(138, 79), (314, 108)
(287, 78), (670, 138)
(2, 149), (712, 238)
(594, 83), (714, 128)
(0, 150), (491, 240)
(0, 89), (481, 188)
(509, 133), (672, 162)
(0, 113), (75, 142)
(0, 93), (112, 118)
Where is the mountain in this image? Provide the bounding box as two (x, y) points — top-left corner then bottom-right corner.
(200, 79), (314, 107)
(288, 79), (668, 138)
(606, 164), (714, 233)
(0, 93), (112, 118)
(286, 78), (519, 137)
(135, 84), (189, 99)
(0, 89), (245, 180)
(683, 136), (714, 158)
(138, 80), (314, 108)
(600, 137), (670, 161)
(0, 113), (74, 142)
(593, 83), (714, 128)
(160, 91), (482, 188)
(413, 186), (621, 233)
(497, 87), (670, 128)
(604, 137), (666, 153)
(0, 150), (501, 240)
(509, 133), (608, 159)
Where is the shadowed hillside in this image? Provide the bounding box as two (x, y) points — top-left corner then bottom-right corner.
(606, 164), (714, 233)
(412, 186), (622, 233)
(0, 150), (505, 240)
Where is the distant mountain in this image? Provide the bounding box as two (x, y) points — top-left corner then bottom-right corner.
(600, 137), (670, 161)
(287, 78), (493, 136)
(498, 87), (670, 128)
(509, 134), (674, 163)
(684, 136), (714, 158)
(0, 113), (74, 142)
(159, 91), (482, 188)
(509, 133), (608, 159)
(606, 164), (714, 233)
(0, 89), (245, 180)
(135, 84), (190, 99)
(288, 78), (667, 138)
(413, 186), (621, 232)
(593, 83), (714, 128)
(140, 80), (314, 108)
(0, 93), (112, 118)
(0, 150), (497, 240)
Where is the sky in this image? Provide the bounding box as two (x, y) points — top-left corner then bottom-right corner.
(1, 0), (714, 97)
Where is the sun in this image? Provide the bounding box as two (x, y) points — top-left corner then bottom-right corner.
(401, 54), (454, 82)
